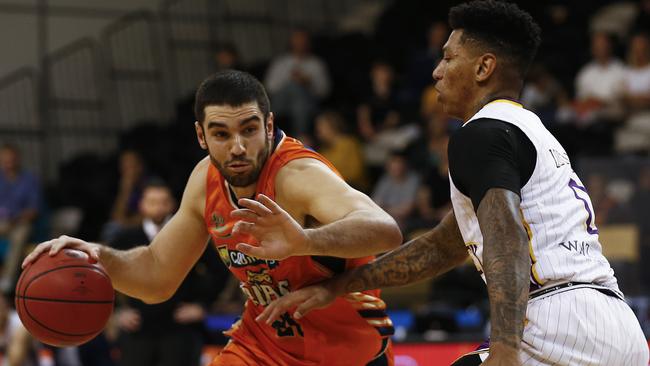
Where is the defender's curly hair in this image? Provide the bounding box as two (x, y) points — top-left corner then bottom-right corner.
(449, 0), (541, 77)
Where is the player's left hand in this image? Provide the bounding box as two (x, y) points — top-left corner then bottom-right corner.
(256, 282), (337, 324)
(231, 194), (309, 260)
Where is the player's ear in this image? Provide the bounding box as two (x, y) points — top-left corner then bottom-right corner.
(475, 53), (497, 82)
(266, 113), (274, 140)
(195, 121), (208, 150)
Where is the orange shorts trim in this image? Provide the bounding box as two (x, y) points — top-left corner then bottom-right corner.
(210, 337), (393, 366)
(209, 339), (276, 366)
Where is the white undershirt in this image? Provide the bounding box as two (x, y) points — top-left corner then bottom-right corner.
(142, 218), (168, 242)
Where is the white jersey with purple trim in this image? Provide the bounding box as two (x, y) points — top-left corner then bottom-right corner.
(449, 99), (619, 293)
(449, 99), (648, 366)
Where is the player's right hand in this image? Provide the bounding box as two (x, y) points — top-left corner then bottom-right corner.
(256, 282), (337, 324)
(21, 235), (102, 269)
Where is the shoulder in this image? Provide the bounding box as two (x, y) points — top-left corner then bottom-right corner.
(275, 157), (334, 185)
(450, 119), (515, 149)
(180, 157), (210, 213)
(187, 157), (210, 187)
(275, 157), (344, 202)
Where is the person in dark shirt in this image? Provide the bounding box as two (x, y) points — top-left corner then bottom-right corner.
(0, 144), (41, 292)
(110, 180), (225, 366)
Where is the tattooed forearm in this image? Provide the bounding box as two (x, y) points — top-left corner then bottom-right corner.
(332, 211), (468, 294)
(478, 188), (530, 350)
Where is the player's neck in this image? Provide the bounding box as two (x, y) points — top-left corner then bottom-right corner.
(230, 183), (257, 201)
(465, 90), (520, 121)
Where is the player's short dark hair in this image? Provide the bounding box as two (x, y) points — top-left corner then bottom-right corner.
(194, 70), (270, 124)
(449, 0), (541, 77)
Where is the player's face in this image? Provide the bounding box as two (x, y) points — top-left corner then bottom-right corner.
(432, 30), (478, 120)
(195, 102), (273, 188)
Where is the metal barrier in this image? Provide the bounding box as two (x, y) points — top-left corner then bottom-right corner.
(160, 0), (382, 100)
(161, 0), (285, 99)
(0, 0), (385, 181)
(0, 67), (43, 176)
(45, 37), (117, 180)
(161, 0), (219, 100)
(102, 11), (170, 130)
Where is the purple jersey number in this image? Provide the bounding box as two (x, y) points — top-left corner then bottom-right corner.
(569, 177), (599, 235)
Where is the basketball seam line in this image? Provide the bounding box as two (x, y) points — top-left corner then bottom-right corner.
(16, 296), (113, 304)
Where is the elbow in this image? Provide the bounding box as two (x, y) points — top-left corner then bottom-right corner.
(140, 283), (176, 304)
(141, 290), (174, 305)
(381, 219), (403, 251)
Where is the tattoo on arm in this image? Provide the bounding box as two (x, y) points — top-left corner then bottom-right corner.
(337, 211), (468, 294)
(477, 188), (530, 350)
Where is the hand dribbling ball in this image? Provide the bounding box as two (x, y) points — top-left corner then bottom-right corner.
(15, 249), (114, 347)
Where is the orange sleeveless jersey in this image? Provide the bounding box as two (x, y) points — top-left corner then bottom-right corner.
(204, 132), (393, 366)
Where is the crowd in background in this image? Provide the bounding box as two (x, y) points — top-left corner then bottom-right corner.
(1, 0), (650, 365)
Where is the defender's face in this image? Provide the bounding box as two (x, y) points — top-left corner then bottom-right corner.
(432, 30), (477, 120)
(195, 102), (273, 187)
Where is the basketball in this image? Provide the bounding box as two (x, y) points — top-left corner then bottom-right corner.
(15, 249), (114, 347)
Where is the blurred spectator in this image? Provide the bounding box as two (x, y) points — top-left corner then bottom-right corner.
(589, 1), (638, 40)
(571, 32), (626, 155)
(540, 3), (589, 93)
(630, 0), (650, 33)
(406, 88), (453, 231)
(521, 63), (566, 127)
(358, 61), (419, 181)
(587, 173), (617, 226)
(314, 111), (368, 191)
(102, 150), (149, 243)
(214, 42), (241, 72)
(410, 87), (452, 175)
(615, 32), (650, 153)
(408, 137), (451, 233)
(585, 173), (635, 226)
(0, 144), (41, 292)
(110, 180), (223, 366)
(403, 21), (449, 106)
(357, 60), (401, 142)
(372, 151), (420, 230)
(0, 294), (44, 365)
(574, 32), (626, 124)
(264, 29), (331, 139)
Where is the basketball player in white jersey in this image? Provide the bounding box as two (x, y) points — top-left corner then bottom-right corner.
(255, 0), (649, 364)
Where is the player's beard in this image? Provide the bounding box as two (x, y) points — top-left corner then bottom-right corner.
(211, 137), (271, 188)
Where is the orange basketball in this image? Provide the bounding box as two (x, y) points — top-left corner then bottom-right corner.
(15, 249), (114, 347)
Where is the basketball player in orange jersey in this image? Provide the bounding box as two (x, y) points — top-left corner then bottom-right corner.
(22, 70), (402, 366)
